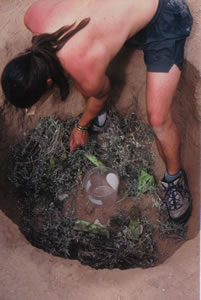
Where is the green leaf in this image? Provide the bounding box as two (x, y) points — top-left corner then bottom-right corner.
(138, 169), (155, 193)
(85, 153), (105, 167)
(128, 207), (142, 240)
(74, 219), (109, 238)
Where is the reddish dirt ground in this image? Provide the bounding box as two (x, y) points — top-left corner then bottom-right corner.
(0, 0), (200, 299)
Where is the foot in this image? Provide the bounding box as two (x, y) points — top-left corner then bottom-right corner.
(161, 170), (192, 223)
(89, 111), (107, 133)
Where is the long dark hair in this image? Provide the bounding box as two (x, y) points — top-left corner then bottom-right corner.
(1, 18), (90, 108)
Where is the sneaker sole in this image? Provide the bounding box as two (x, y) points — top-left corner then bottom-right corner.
(169, 200), (192, 224)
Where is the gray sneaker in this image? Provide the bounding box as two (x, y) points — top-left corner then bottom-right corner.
(90, 111), (107, 133)
(161, 170), (192, 223)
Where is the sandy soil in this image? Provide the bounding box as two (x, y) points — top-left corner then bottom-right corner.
(0, 0), (200, 299)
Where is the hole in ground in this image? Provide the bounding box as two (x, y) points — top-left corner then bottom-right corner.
(0, 61), (200, 270)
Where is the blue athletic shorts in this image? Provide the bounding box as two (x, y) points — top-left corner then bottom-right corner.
(127, 0), (193, 72)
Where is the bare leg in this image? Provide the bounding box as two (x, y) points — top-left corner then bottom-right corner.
(146, 65), (193, 223)
(146, 64), (181, 175)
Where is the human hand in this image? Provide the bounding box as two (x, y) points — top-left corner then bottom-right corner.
(69, 127), (89, 152)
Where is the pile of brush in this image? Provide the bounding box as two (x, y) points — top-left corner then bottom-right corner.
(8, 108), (164, 269)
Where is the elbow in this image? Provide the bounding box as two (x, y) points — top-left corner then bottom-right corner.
(79, 75), (111, 100)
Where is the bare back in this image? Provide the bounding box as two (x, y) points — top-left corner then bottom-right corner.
(25, 0), (158, 92)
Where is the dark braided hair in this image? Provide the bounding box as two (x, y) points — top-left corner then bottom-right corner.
(1, 18), (90, 108)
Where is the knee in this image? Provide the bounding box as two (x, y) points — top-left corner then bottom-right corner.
(147, 110), (171, 132)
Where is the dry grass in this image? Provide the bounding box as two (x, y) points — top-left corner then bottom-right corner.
(8, 108), (187, 270)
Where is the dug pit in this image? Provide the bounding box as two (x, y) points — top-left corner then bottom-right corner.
(0, 58), (200, 271)
(0, 2), (200, 294)
(6, 108), (189, 270)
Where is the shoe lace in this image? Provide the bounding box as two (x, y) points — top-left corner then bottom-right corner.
(163, 180), (185, 210)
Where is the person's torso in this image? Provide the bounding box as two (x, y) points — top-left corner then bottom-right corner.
(25, 0), (158, 78)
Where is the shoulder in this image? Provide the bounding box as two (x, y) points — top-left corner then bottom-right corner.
(58, 38), (110, 96)
(24, 5), (39, 32)
(24, 1), (50, 33)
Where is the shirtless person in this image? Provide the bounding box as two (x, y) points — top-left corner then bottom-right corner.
(1, 0), (193, 223)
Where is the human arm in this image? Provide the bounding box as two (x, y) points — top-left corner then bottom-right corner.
(69, 74), (110, 152)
